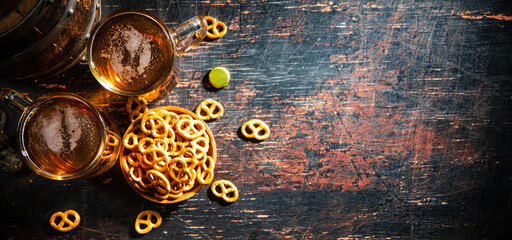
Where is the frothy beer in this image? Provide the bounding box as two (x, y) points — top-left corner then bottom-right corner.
(88, 13), (174, 94)
(23, 98), (104, 176)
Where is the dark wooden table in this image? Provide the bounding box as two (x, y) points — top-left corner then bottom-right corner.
(1, 0), (512, 239)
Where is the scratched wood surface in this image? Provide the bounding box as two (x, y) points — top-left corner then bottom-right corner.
(1, 0), (512, 239)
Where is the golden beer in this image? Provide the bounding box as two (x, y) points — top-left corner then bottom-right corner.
(1, 89), (123, 180)
(23, 98), (104, 176)
(88, 11), (175, 95)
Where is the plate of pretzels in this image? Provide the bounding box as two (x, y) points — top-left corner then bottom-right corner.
(120, 106), (216, 203)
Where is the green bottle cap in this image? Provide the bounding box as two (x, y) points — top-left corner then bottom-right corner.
(209, 66), (230, 88)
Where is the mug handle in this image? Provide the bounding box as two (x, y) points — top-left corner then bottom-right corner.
(170, 16), (208, 55)
(1, 88), (32, 112)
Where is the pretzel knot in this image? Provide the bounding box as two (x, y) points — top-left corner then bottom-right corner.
(176, 118), (206, 139)
(123, 131), (142, 150)
(50, 210), (81, 232)
(197, 156), (215, 185)
(126, 96), (148, 122)
(101, 131), (120, 160)
(169, 157), (196, 183)
(195, 99), (224, 121)
(138, 137), (168, 153)
(141, 114), (169, 138)
(135, 210), (162, 234)
(211, 180), (239, 203)
(204, 16), (227, 39)
(142, 148), (169, 172)
(241, 119), (270, 141)
(147, 170), (171, 195)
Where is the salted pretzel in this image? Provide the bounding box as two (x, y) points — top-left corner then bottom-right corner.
(50, 210), (81, 232)
(178, 147), (202, 169)
(135, 210), (162, 234)
(141, 114), (169, 138)
(204, 16), (227, 39)
(129, 166), (145, 183)
(195, 99), (224, 121)
(126, 96), (148, 122)
(211, 180), (239, 203)
(156, 109), (179, 127)
(197, 156), (215, 185)
(142, 147), (169, 172)
(176, 118), (206, 139)
(191, 136), (209, 151)
(134, 176), (154, 194)
(120, 152), (142, 172)
(123, 132), (142, 150)
(102, 130), (121, 161)
(147, 170), (171, 195)
(138, 137), (169, 153)
(241, 119), (270, 141)
(120, 106), (216, 203)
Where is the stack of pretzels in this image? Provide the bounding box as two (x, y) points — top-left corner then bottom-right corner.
(120, 106), (216, 203)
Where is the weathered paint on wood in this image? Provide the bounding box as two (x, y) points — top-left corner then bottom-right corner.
(1, 0), (512, 239)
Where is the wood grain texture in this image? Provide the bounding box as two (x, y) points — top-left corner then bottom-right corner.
(1, 0), (512, 239)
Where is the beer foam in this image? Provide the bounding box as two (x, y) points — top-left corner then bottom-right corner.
(107, 25), (153, 82)
(64, 107), (82, 151)
(40, 113), (65, 153)
(38, 104), (84, 154)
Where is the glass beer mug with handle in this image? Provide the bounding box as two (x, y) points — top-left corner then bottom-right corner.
(87, 9), (209, 99)
(0, 88), (121, 180)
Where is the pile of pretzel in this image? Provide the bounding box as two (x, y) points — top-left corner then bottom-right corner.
(120, 106), (215, 203)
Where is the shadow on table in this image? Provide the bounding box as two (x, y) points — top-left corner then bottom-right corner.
(87, 163), (187, 238)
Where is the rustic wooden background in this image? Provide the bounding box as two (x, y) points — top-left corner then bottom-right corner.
(1, 0), (512, 239)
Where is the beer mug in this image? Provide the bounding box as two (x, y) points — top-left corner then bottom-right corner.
(87, 9), (208, 99)
(0, 88), (121, 180)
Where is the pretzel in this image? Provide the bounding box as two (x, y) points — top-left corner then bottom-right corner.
(168, 157), (194, 183)
(123, 132), (142, 150)
(50, 210), (80, 232)
(190, 146), (208, 165)
(195, 99), (224, 121)
(156, 109), (180, 127)
(211, 180), (239, 203)
(165, 138), (177, 156)
(102, 130), (121, 160)
(197, 156), (215, 185)
(191, 137), (209, 156)
(135, 210), (162, 234)
(126, 96), (148, 122)
(204, 16), (227, 39)
(129, 166), (145, 182)
(154, 187), (183, 199)
(121, 152), (142, 172)
(147, 170), (171, 195)
(141, 114), (168, 138)
(178, 114), (194, 120)
(241, 119), (270, 141)
(181, 176), (196, 192)
(172, 141), (189, 157)
(120, 106), (216, 203)
(138, 137), (168, 153)
(176, 118), (206, 139)
(142, 148), (169, 172)
(106, 130), (120, 147)
(178, 147), (201, 169)
(134, 176), (154, 193)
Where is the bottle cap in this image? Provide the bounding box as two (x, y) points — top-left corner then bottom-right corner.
(208, 66), (230, 88)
